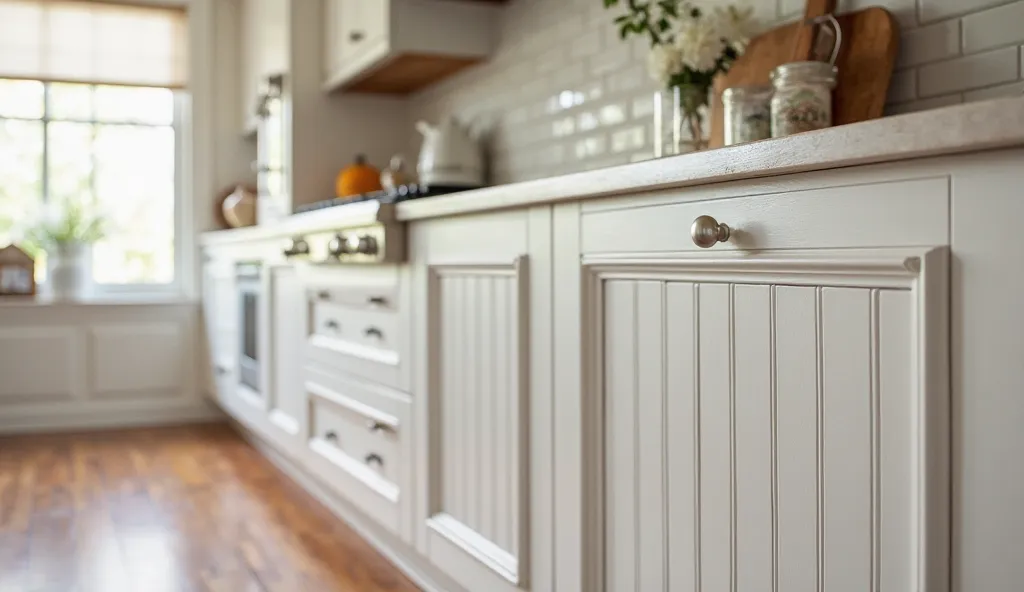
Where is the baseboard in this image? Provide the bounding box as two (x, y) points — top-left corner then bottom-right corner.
(233, 422), (462, 592)
(0, 400), (225, 435)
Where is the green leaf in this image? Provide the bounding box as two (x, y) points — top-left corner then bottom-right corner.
(603, 0), (619, 8)
(657, 17), (670, 31)
(614, 14), (630, 23)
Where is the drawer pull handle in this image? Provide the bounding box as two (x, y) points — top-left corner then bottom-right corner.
(367, 296), (388, 306)
(325, 431), (339, 443)
(349, 30), (365, 43)
(325, 320), (341, 331)
(215, 366), (228, 376)
(317, 290), (331, 301)
(365, 453), (384, 467)
(690, 215), (731, 248)
(364, 327), (383, 339)
(367, 421), (391, 434)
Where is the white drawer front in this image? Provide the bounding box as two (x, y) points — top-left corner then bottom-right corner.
(304, 368), (411, 537)
(581, 177), (950, 254)
(305, 286), (403, 389)
(311, 302), (400, 353)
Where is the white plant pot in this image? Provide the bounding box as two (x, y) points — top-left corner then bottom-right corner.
(48, 243), (91, 301)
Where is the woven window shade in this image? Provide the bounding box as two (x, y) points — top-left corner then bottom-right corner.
(0, 0), (188, 88)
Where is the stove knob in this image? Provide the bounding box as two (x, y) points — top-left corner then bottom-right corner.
(356, 235), (379, 255)
(327, 234), (349, 257)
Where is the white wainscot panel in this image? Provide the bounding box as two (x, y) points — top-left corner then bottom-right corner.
(90, 322), (186, 397)
(0, 327), (79, 403)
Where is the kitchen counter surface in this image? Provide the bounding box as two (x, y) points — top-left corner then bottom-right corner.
(202, 96), (1024, 246)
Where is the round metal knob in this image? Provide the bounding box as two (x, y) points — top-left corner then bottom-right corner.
(327, 234), (349, 257)
(356, 235), (378, 255)
(690, 215), (731, 248)
(283, 237), (309, 258)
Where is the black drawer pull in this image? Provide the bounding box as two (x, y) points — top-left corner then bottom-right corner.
(367, 296), (387, 306)
(366, 421), (390, 433)
(364, 453), (384, 467)
(364, 327), (383, 339)
(317, 290), (331, 301)
(325, 320), (340, 331)
(325, 431), (339, 443)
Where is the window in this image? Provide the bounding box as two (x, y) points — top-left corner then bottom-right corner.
(0, 78), (180, 286)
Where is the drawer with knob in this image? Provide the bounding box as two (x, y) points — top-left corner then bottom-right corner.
(305, 368), (411, 535)
(306, 293), (402, 388)
(580, 176), (950, 254)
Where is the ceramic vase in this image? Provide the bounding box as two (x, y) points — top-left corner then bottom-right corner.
(48, 242), (90, 300)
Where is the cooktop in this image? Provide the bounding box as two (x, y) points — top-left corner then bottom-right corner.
(294, 184), (474, 214)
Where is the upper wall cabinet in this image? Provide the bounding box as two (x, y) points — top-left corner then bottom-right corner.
(324, 0), (499, 94)
(239, 0), (289, 134)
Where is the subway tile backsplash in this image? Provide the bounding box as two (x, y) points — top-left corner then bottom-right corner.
(408, 0), (1024, 183)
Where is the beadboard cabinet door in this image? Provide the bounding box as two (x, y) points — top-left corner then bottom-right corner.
(583, 248), (949, 592)
(410, 208), (554, 592)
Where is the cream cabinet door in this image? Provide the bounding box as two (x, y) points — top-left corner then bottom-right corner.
(265, 264), (305, 442)
(410, 208), (555, 592)
(201, 258), (237, 401)
(587, 249), (949, 592)
(339, 0), (388, 60)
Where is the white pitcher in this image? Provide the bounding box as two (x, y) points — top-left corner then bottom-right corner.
(416, 118), (484, 188)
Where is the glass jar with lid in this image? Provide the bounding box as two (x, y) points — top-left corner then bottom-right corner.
(770, 61), (838, 138)
(722, 85), (773, 146)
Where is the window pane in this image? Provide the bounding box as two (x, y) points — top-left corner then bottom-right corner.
(47, 121), (95, 203)
(0, 79), (44, 119)
(92, 124), (174, 284)
(95, 85), (174, 125)
(49, 82), (93, 120)
(0, 119), (43, 246)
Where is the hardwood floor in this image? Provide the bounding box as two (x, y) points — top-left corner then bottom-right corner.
(0, 423), (420, 592)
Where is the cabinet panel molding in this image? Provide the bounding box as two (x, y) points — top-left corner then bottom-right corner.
(0, 326), (79, 403)
(424, 257), (530, 590)
(582, 247), (949, 592)
(89, 322), (186, 397)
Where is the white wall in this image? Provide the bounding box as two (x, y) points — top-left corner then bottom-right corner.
(408, 0), (1024, 184)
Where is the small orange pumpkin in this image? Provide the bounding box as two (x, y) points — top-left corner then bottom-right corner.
(336, 155), (383, 198)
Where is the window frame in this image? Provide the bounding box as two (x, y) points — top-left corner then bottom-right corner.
(0, 79), (185, 299)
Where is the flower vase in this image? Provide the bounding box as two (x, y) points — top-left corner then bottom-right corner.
(48, 242), (91, 300)
(654, 84), (710, 156)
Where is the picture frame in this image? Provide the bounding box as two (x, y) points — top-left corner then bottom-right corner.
(0, 244), (37, 297)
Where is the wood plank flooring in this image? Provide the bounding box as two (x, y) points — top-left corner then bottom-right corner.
(0, 423), (420, 592)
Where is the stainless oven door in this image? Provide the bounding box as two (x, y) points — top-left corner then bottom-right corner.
(237, 263), (261, 394)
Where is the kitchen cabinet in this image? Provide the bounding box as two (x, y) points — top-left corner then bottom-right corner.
(409, 207), (554, 592)
(264, 263), (305, 443)
(200, 103), (1024, 591)
(323, 0), (499, 94)
(201, 258), (237, 402)
(239, 0), (288, 134)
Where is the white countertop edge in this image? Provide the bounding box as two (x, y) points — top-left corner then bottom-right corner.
(395, 96), (1024, 221)
(0, 296), (197, 308)
(201, 96), (1024, 246)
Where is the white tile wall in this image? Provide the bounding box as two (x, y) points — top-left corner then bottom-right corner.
(408, 0), (1024, 182)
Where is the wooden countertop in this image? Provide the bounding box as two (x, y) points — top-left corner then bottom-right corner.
(202, 96), (1024, 246)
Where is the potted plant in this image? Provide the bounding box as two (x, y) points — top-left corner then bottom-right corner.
(24, 199), (106, 300)
(605, 0), (757, 152)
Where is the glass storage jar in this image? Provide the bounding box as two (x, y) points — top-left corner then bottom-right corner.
(770, 61), (838, 138)
(722, 85), (773, 146)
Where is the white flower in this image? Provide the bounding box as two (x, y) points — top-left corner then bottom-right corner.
(673, 14), (725, 72)
(715, 5), (757, 54)
(647, 43), (684, 87)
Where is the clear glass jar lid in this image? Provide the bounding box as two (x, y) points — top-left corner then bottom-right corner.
(770, 61), (838, 89)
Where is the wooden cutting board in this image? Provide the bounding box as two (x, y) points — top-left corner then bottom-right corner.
(708, 1), (899, 148)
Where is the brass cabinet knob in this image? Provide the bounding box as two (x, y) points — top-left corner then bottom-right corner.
(690, 215), (731, 248)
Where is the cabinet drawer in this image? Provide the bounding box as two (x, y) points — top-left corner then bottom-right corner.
(581, 177), (950, 254)
(308, 284), (397, 312)
(305, 368), (410, 534)
(311, 303), (400, 353)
